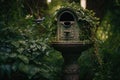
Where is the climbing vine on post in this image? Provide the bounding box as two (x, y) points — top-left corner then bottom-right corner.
(43, 2), (102, 65)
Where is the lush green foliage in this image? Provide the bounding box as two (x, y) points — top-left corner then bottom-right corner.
(44, 2), (99, 43)
(0, 0), (120, 80)
(0, 0), (63, 80)
(79, 1), (120, 80)
(93, 2), (120, 80)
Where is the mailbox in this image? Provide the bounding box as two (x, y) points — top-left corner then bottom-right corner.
(50, 6), (99, 80)
(51, 7), (94, 53)
(56, 8), (80, 42)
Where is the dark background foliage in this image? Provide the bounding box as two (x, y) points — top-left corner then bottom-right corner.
(0, 0), (120, 80)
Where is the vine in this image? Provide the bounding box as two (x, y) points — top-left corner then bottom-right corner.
(43, 2), (102, 66)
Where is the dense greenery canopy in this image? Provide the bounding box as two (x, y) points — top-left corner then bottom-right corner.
(0, 0), (120, 80)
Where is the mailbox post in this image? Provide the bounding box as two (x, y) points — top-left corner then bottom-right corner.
(51, 7), (97, 80)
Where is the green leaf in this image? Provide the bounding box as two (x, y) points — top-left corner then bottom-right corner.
(11, 41), (20, 47)
(18, 63), (40, 79)
(18, 63), (29, 73)
(9, 53), (17, 58)
(18, 55), (29, 64)
(17, 48), (24, 54)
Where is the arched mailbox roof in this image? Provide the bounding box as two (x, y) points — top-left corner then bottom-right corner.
(56, 8), (78, 22)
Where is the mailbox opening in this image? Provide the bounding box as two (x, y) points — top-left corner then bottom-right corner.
(64, 22), (71, 28)
(60, 12), (74, 21)
(64, 22), (71, 26)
